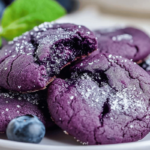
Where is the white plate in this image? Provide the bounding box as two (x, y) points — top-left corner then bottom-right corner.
(0, 128), (150, 150)
(1, 5), (150, 150)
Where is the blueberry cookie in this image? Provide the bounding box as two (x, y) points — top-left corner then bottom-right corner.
(0, 88), (53, 132)
(94, 27), (150, 62)
(47, 52), (150, 145)
(0, 23), (97, 92)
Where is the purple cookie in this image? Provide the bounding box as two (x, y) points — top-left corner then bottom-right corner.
(94, 27), (150, 62)
(0, 23), (97, 92)
(47, 52), (150, 145)
(0, 88), (53, 132)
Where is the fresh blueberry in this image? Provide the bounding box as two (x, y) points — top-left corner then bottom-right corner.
(2, 0), (14, 6)
(56, 0), (79, 13)
(6, 115), (45, 143)
(0, 0), (6, 18)
(0, 0), (14, 18)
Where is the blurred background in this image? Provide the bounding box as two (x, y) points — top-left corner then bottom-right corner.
(1, 0), (150, 32)
(2, 0), (150, 16)
(81, 0), (150, 17)
(57, 0), (150, 34)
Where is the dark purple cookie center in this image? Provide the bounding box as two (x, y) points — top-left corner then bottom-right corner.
(33, 35), (95, 77)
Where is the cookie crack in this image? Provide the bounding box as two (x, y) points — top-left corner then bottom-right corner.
(122, 115), (149, 138)
(103, 53), (147, 93)
(53, 88), (71, 123)
(133, 45), (139, 59)
(30, 36), (39, 59)
(100, 98), (110, 126)
(126, 43), (139, 60)
(0, 54), (10, 64)
(93, 127), (104, 144)
(6, 55), (21, 87)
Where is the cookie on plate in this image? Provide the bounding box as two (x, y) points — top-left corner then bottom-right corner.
(0, 23), (97, 92)
(0, 88), (53, 132)
(94, 27), (150, 62)
(47, 52), (150, 145)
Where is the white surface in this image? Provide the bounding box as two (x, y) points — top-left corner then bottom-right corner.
(0, 128), (150, 150)
(98, 0), (150, 15)
(57, 6), (150, 34)
(1, 6), (150, 150)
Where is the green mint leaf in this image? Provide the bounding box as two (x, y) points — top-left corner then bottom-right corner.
(0, 0), (66, 40)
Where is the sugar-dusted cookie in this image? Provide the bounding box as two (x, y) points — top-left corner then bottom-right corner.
(0, 89), (53, 132)
(94, 27), (150, 62)
(0, 23), (97, 92)
(47, 52), (150, 144)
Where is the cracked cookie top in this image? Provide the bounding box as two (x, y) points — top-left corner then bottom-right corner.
(94, 27), (150, 62)
(47, 52), (150, 145)
(0, 88), (53, 132)
(0, 23), (97, 92)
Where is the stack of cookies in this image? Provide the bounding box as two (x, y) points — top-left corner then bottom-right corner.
(1, 22), (150, 145)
